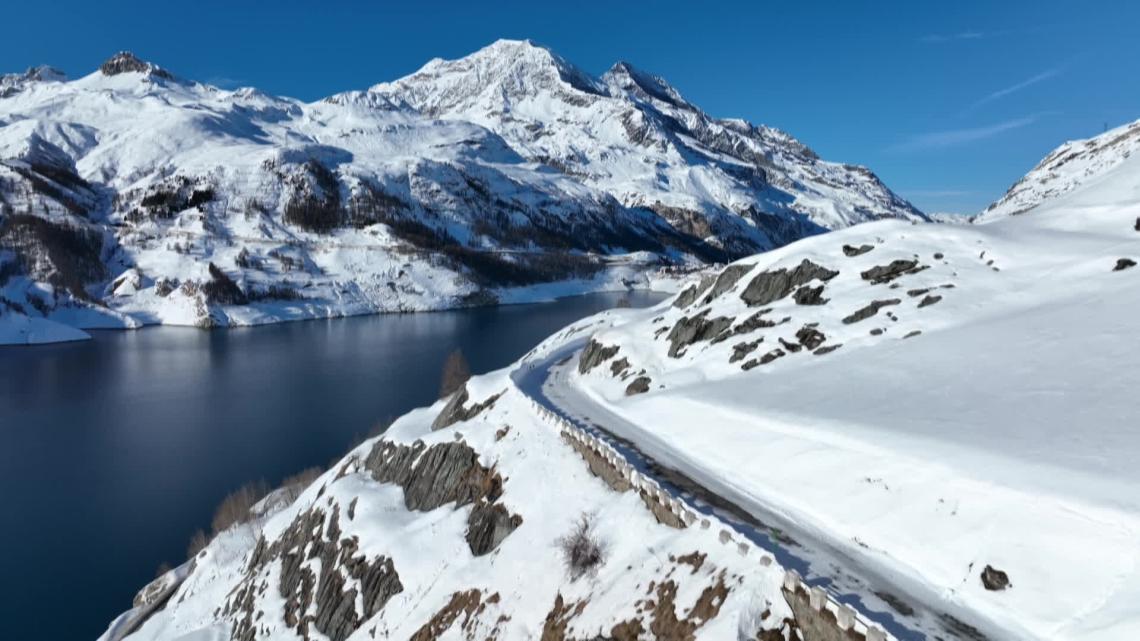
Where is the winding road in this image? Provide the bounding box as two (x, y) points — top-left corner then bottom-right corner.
(512, 338), (999, 641)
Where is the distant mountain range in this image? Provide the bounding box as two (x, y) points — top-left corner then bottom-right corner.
(0, 41), (924, 336)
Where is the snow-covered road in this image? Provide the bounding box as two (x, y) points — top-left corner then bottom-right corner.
(511, 340), (999, 641)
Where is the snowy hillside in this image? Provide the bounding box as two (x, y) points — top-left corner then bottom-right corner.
(977, 118), (1140, 221)
(550, 145), (1140, 639)
(0, 43), (922, 342)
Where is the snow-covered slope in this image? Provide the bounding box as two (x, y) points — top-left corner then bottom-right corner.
(105, 366), (803, 641)
(555, 144), (1140, 639)
(1, 44), (921, 341)
(978, 118), (1140, 221)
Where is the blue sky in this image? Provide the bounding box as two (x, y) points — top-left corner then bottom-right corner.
(2, 0), (1136, 214)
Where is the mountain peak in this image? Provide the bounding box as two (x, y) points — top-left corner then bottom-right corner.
(99, 51), (175, 80)
(603, 61), (689, 108)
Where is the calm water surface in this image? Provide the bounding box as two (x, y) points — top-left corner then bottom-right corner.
(0, 292), (665, 640)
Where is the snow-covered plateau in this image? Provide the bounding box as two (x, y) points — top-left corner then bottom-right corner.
(0, 41), (925, 344)
(103, 110), (1139, 640)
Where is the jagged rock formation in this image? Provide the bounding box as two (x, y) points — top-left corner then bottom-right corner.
(431, 385), (503, 430)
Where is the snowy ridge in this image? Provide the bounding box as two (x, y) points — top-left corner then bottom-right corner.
(978, 118), (1140, 221)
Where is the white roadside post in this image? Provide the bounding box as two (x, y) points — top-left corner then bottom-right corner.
(782, 569), (800, 592)
(809, 586), (827, 611)
(836, 604), (856, 631)
(866, 627), (887, 641)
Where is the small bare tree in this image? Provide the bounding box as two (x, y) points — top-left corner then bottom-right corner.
(558, 514), (606, 581)
(210, 479), (270, 536)
(439, 348), (471, 399)
(187, 529), (209, 558)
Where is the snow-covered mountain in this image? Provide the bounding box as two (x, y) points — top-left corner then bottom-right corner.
(103, 111), (1139, 640)
(0, 43), (922, 338)
(977, 118), (1140, 222)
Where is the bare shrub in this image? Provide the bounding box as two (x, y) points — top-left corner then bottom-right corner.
(280, 467), (323, 500)
(439, 349), (471, 399)
(187, 529), (209, 559)
(155, 561), (172, 578)
(210, 480), (269, 536)
(557, 514), (606, 581)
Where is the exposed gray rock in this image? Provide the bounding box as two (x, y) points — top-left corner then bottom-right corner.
(739, 259), (838, 307)
(904, 330), (922, 339)
(665, 310), (734, 357)
(466, 502), (523, 556)
(917, 294), (942, 308)
(731, 308), (777, 335)
(842, 299), (901, 324)
(609, 357), (630, 377)
(227, 506), (403, 641)
(981, 565), (1010, 591)
(756, 348), (785, 366)
(860, 259), (927, 284)
(795, 326), (826, 350)
(364, 440), (502, 512)
(730, 338), (763, 363)
(625, 376), (652, 395)
(870, 328), (884, 336)
(779, 337), (802, 353)
(1134, 217), (1139, 232)
(906, 288), (930, 297)
(933, 252), (944, 260)
(701, 263), (754, 304)
(100, 52), (175, 80)
(842, 243), (874, 257)
(672, 273), (716, 308)
(1114, 258), (1136, 272)
(792, 284), (828, 305)
(813, 344), (842, 355)
(579, 339), (620, 373)
(431, 385), (503, 430)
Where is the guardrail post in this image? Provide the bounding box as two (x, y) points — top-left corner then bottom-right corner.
(700, 518), (710, 530)
(718, 530), (732, 544)
(836, 604), (856, 631)
(737, 542), (749, 556)
(783, 569), (799, 592)
(865, 626), (887, 641)
(759, 555), (773, 567)
(808, 586), (826, 611)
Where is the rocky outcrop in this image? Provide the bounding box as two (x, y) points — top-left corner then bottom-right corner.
(466, 502), (523, 556)
(100, 52), (175, 80)
(701, 263), (755, 304)
(730, 338), (763, 363)
(842, 299), (900, 324)
(794, 326), (826, 350)
(579, 339), (620, 373)
(1114, 258), (1136, 271)
(843, 243), (874, 257)
(625, 376), (651, 395)
(860, 259), (926, 284)
(227, 506), (403, 641)
(739, 259), (838, 307)
(364, 440), (503, 511)
(792, 285), (828, 305)
(431, 385), (503, 430)
(665, 310), (734, 357)
(672, 273), (716, 309)
(917, 294), (942, 308)
(981, 565), (1010, 591)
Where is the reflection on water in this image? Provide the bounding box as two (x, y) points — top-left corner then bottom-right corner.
(0, 291), (666, 640)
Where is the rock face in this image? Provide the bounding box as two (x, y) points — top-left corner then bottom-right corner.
(1114, 258), (1136, 271)
(981, 565), (1011, 591)
(701, 263), (755, 304)
(365, 440), (502, 512)
(842, 299), (901, 324)
(794, 326), (826, 350)
(673, 273), (717, 309)
(860, 259), (926, 284)
(579, 340), (621, 374)
(665, 310), (734, 357)
(99, 52), (175, 80)
(917, 294), (942, 308)
(466, 502), (523, 556)
(625, 376), (652, 395)
(842, 243), (874, 257)
(227, 506), (404, 641)
(739, 259), (838, 307)
(431, 385), (503, 430)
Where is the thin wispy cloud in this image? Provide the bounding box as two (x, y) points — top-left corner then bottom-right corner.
(920, 31), (986, 44)
(889, 116), (1038, 153)
(968, 66), (1063, 111)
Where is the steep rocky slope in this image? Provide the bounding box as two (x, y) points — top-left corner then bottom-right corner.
(0, 43), (921, 339)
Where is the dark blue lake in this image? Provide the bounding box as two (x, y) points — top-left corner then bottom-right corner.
(0, 291), (665, 640)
